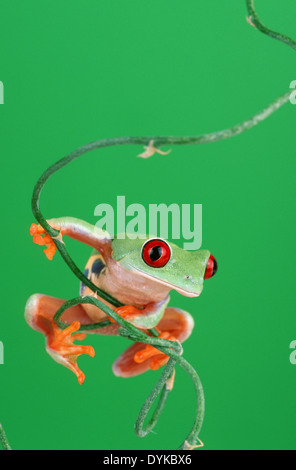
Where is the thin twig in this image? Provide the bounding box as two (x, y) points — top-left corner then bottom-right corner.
(54, 296), (182, 354)
(246, 0), (296, 50)
(0, 424), (12, 451)
(32, 91), (290, 312)
(135, 354), (205, 449)
(28, 1), (295, 450)
(135, 360), (176, 438)
(31, 92), (291, 450)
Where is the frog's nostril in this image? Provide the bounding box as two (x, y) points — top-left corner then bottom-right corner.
(204, 254), (218, 280)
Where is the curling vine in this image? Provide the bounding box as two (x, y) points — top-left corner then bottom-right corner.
(1, 0), (295, 451)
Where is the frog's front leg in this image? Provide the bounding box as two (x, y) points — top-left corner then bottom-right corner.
(30, 217), (112, 260)
(112, 297), (170, 330)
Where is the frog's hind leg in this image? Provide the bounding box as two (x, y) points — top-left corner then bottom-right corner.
(113, 307), (194, 378)
(25, 294), (97, 384)
(25, 294), (93, 333)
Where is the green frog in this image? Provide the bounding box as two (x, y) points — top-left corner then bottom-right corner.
(25, 217), (217, 384)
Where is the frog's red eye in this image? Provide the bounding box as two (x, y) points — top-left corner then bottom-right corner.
(142, 239), (171, 268)
(204, 254), (218, 279)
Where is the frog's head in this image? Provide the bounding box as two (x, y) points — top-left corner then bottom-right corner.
(111, 236), (218, 297)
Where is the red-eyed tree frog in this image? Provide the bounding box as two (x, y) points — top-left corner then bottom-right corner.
(25, 217), (217, 384)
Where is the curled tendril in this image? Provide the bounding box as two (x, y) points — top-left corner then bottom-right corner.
(246, 0), (296, 51)
(30, 97), (289, 449)
(0, 424), (11, 451)
(15, 0), (294, 451)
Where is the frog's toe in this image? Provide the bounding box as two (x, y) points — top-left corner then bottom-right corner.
(47, 321), (95, 385)
(30, 223), (62, 260)
(112, 307), (194, 377)
(113, 332), (175, 378)
(112, 342), (154, 377)
(111, 305), (142, 324)
(113, 302), (166, 329)
(30, 223), (46, 236)
(134, 331), (176, 370)
(112, 339), (172, 378)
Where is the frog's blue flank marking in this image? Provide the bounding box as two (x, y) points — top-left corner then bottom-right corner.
(80, 268), (90, 295)
(84, 268), (90, 278)
(91, 259), (106, 277)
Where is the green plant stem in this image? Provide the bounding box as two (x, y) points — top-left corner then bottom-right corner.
(54, 296), (204, 447)
(32, 91), (290, 317)
(246, 0), (296, 50)
(173, 355), (205, 450)
(135, 353), (204, 449)
(0, 424), (11, 451)
(31, 91), (291, 449)
(53, 296), (182, 354)
(135, 360), (176, 438)
(29, 2), (295, 449)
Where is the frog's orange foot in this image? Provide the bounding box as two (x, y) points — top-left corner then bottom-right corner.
(47, 321), (95, 385)
(134, 332), (176, 371)
(113, 308), (193, 378)
(30, 223), (62, 260)
(110, 305), (141, 324)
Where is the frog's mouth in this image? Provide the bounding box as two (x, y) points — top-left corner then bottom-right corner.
(127, 265), (200, 298)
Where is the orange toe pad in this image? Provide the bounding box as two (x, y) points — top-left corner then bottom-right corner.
(111, 305), (141, 324)
(47, 321), (95, 384)
(30, 223), (58, 260)
(133, 332), (176, 371)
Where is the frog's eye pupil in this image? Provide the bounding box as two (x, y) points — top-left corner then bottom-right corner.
(142, 239), (171, 268)
(150, 246), (162, 262)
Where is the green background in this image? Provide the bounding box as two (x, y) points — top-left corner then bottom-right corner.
(0, 0), (295, 450)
